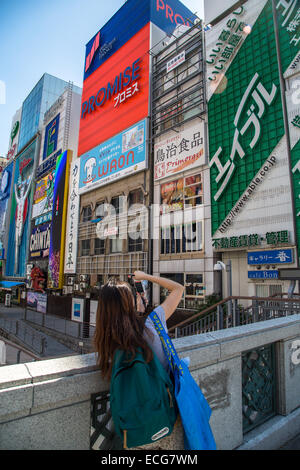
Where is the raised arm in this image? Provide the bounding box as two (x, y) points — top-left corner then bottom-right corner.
(133, 271), (184, 321)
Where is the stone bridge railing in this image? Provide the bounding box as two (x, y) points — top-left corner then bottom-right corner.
(0, 315), (300, 450)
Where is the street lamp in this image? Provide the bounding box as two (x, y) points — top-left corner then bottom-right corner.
(214, 260), (233, 327)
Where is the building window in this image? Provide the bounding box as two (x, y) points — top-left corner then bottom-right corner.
(184, 174), (203, 207)
(128, 236), (143, 252)
(96, 275), (104, 288)
(160, 173), (203, 214)
(111, 195), (123, 215)
(160, 99), (183, 131)
(81, 239), (90, 256)
(255, 285), (282, 298)
(128, 188), (143, 206)
(95, 201), (107, 219)
(95, 237), (105, 255)
(185, 274), (205, 309)
(161, 222), (203, 254)
(110, 237), (122, 253)
(82, 205), (92, 222)
(160, 273), (184, 308)
(160, 272), (205, 309)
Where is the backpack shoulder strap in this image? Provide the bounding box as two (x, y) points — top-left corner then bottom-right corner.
(149, 311), (183, 376)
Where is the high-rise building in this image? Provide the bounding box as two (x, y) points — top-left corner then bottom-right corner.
(5, 74), (81, 283)
(73, 0), (199, 301)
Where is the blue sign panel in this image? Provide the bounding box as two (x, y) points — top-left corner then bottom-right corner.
(43, 114), (60, 160)
(79, 119), (147, 193)
(247, 249), (293, 265)
(84, 0), (196, 81)
(248, 271), (279, 279)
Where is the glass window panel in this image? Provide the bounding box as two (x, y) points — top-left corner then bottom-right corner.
(110, 237), (122, 253)
(95, 238), (105, 255)
(81, 240), (90, 256)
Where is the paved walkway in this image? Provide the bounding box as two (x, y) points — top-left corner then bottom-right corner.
(0, 303), (75, 361)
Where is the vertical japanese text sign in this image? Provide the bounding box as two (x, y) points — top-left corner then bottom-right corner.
(64, 160), (80, 274)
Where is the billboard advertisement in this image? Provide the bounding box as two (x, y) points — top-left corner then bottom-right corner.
(79, 118), (147, 194)
(42, 113), (60, 161)
(64, 160), (80, 274)
(31, 170), (55, 221)
(273, 1), (300, 262)
(29, 221), (51, 260)
(48, 150), (70, 289)
(7, 108), (22, 160)
(27, 291), (47, 314)
(79, 24), (150, 156)
(154, 122), (205, 180)
(207, 0), (289, 238)
(0, 162), (13, 244)
(79, 0), (197, 157)
(83, 0), (197, 81)
(6, 140), (36, 277)
(72, 298), (84, 323)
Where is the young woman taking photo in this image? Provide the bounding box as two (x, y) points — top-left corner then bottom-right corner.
(93, 271), (184, 379)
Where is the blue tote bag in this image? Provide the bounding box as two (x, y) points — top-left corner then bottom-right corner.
(149, 311), (217, 451)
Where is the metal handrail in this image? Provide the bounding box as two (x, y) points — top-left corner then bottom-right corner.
(0, 317), (46, 355)
(25, 308), (95, 342)
(0, 337), (40, 363)
(169, 295), (300, 333)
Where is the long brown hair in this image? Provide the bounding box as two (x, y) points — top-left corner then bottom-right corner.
(93, 277), (153, 380)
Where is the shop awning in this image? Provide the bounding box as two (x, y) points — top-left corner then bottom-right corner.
(0, 281), (25, 289)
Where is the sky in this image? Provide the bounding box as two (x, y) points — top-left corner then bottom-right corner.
(0, 0), (204, 157)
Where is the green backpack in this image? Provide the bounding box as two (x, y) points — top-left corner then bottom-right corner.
(110, 347), (178, 449)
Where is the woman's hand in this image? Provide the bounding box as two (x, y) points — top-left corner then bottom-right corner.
(133, 270), (147, 281)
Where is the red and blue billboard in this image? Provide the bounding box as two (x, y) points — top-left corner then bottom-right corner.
(79, 24), (150, 157)
(83, 0), (196, 82)
(78, 0), (196, 157)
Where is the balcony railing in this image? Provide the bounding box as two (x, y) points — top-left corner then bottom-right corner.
(170, 296), (300, 338)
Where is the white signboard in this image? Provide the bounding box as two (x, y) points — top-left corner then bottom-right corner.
(167, 51), (185, 73)
(72, 298), (84, 323)
(154, 122), (205, 180)
(64, 160), (80, 274)
(90, 300), (98, 326)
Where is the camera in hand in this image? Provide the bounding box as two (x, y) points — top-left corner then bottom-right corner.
(127, 274), (144, 293)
